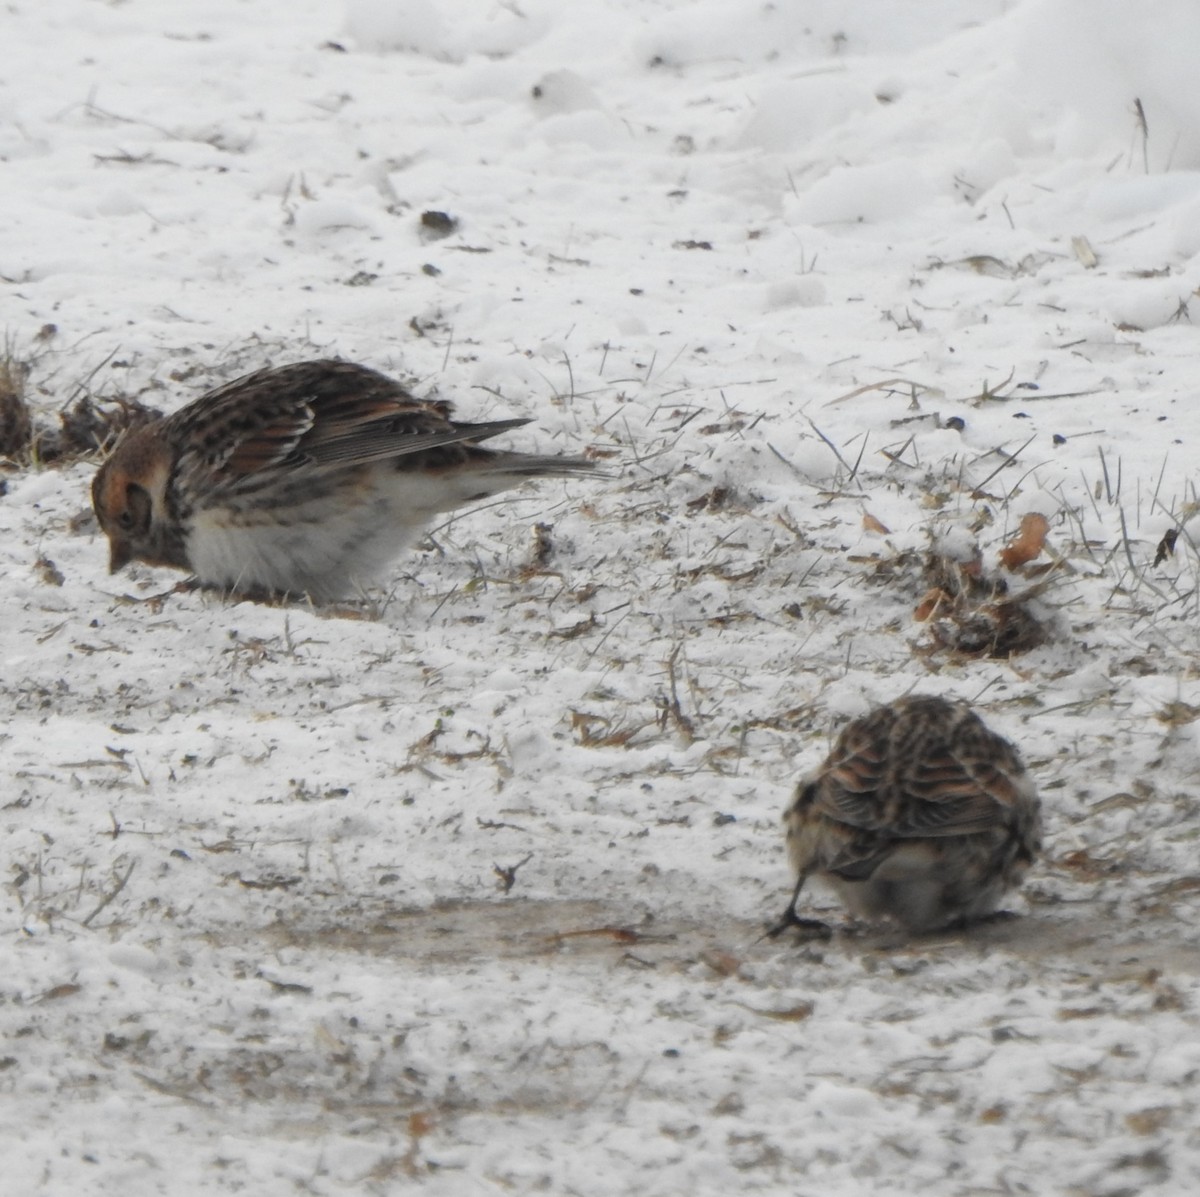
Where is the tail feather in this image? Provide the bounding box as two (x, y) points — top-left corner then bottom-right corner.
(478, 451), (604, 478)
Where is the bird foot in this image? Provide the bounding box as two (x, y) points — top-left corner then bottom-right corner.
(762, 908), (834, 942)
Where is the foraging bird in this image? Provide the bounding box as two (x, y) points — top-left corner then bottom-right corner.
(92, 359), (596, 600)
(770, 695), (1041, 936)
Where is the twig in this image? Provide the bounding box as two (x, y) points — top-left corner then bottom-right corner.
(494, 853), (532, 894)
(561, 351), (576, 404)
(806, 417), (851, 473)
(665, 644), (696, 744)
(81, 860), (136, 927)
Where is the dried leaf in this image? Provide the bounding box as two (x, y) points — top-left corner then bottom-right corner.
(700, 950), (743, 977)
(550, 926), (642, 945)
(1125, 1108), (1172, 1136)
(862, 512), (890, 535)
(998, 513), (1049, 570)
(408, 1111), (435, 1139)
(41, 983), (82, 1002)
(914, 588), (950, 622)
(732, 1000), (814, 1022)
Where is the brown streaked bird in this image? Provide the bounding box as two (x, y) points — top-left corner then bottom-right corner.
(91, 359), (598, 600)
(769, 695), (1041, 937)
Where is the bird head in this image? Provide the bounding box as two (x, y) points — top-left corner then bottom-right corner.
(92, 424), (184, 573)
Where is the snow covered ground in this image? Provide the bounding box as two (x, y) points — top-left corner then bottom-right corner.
(4, 0), (1200, 1192)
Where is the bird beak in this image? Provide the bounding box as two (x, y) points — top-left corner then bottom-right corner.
(108, 538), (132, 573)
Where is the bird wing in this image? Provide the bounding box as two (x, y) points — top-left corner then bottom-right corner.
(169, 360), (529, 495)
(813, 705), (1023, 839)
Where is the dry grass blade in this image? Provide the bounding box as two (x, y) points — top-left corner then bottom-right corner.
(81, 859), (137, 927)
(806, 417), (851, 474)
(0, 355), (33, 461)
(0, 344), (164, 467)
(46, 391), (163, 462)
(663, 644), (696, 744)
(823, 377), (938, 407)
(973, 434), (1037, 494)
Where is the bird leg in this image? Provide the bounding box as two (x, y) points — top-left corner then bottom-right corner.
(763, 874), (833, 941)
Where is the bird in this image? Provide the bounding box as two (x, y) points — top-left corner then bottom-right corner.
(92, 359), (598, 600)
(768, 695), (1041, 937)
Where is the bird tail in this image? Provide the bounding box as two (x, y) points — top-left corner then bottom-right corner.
(480, 450), (603, 479)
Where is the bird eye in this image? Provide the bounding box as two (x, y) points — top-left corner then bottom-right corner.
(118, 482), (153, 537)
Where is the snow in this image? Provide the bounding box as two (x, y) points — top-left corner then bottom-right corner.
(3, 0), (1200, 1192)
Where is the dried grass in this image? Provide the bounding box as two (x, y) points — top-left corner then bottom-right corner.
(0, 342), (163, 467)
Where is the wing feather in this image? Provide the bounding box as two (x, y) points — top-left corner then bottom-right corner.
(811, 697), (1025, 839)
(165, 360), (533, 500)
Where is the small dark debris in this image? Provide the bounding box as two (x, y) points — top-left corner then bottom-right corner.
(34, 556), (64, 587)
(344, 270), (378, 287)
(944, 415), (966, 432)
(685, 486), (733, 514)
(550, 614), (599, 640)
(622, 953), (657, 970)
(421, 263), (442, 277)
(930, 601), (1046, 658)
(713, 813), (737, 827)
(477, 817), (525, 832)
(1052, 433), (1067, 445)
(259, 973), (313, 995)
(420, 210), (458, 239)
(112, 1029), (155, 1051)
(529, 521), (554, 567)
(321, 40), (347, 52)
(236, 874), (302, 891)
(673, 239), (713, 251)
(170, 848), (191, 861)
(1153, 528), (1179, 566)
(494, 853), (533, 894)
